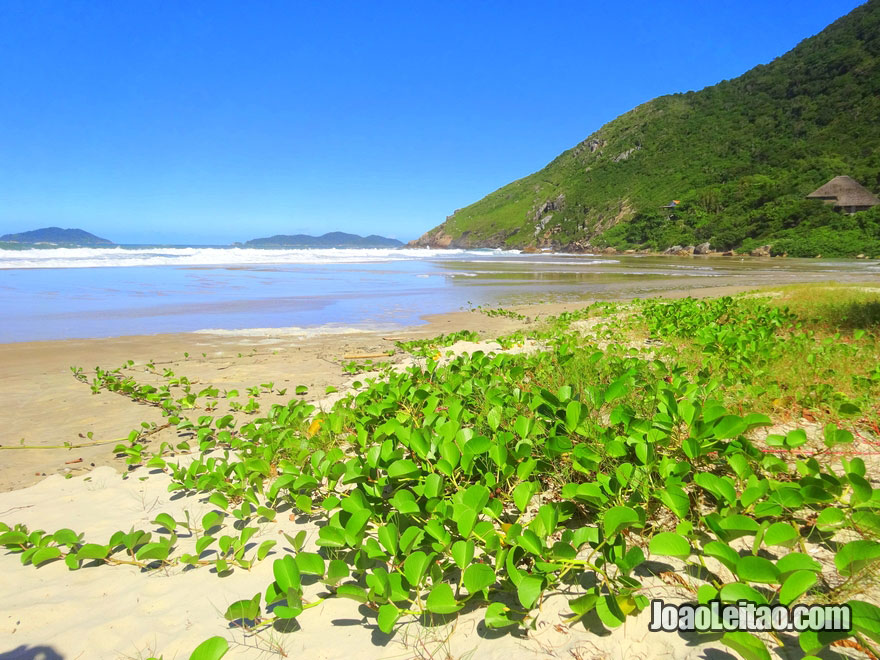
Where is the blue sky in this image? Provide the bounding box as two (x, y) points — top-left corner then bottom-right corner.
(0, 0), (865, 244)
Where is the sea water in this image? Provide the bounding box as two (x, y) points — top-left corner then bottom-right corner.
(1, 246), (878, 342)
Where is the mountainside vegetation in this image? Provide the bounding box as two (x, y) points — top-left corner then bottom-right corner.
(245, 232), (403, 248)
(0, 227), (113, 245)
(413, 1), (880, 257)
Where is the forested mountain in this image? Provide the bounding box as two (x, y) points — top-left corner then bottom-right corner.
(412, 1), (880, 257)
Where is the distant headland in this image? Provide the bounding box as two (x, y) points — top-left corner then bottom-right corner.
(0, 227), (114, 246)
(241, 232), (403, 248)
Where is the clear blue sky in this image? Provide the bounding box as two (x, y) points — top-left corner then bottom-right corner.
(0, 0), (865, 244)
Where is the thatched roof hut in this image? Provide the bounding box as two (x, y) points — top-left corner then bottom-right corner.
(807, 175), (880, 213)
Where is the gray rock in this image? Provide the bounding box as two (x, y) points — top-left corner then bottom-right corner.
(694, 242), (711, 255)
(750, 245), (772, 257)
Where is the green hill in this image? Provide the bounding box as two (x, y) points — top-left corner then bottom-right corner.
(244, 231), (403, 248)
(0, 227), (113, 245)
(412, 1), (880, 257)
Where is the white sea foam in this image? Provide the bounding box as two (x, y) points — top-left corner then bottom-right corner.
(0, 246), (515, 269)
(193, 325), (381, 338)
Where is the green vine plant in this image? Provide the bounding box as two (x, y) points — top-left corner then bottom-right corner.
(3, 294), (880, 660)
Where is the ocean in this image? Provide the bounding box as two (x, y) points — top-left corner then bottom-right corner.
(1, 245), (878, 342)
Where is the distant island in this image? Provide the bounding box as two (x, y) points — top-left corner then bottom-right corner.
(1, 227), (114, 246)
(243, 231), (403, 248)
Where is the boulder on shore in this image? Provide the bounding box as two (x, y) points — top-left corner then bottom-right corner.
(694, 242), (711, 255)
(751, 245), (772, 257)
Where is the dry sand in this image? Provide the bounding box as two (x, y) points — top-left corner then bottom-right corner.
(0, 283), (806, 660)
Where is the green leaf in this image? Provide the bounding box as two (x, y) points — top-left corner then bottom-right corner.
(224, 595), (260, 622)
(76, 543), (109, 561)
(659, 485), (689, 519)
(451, 540), (475, 570)
(719, 582), (767, 605)
(52, 528), (80, 546)
(721, 631), (770, 660)
(462, 484), (490, 512)
(387, 459), (420, 480)
(31, 546), (62, 567)
(377, 603), (401, 634)
(703, 540), (740, 573)
(324, 559), (350, 586)
(595, 594), (626, 628)
(316, 525), (346, 548)
(152, 513), (177, 532)
(603, 506), (642, 538)
(273, 555), (301, 593)
(776, 552), (821, 578)
(763, 522), (798, 548)
(649, 532), (690, 559)
(516, 575), (544, 610)
(712, 415), (747, 439)
(189, 636), (229, 660)
(736, 556), (780, 584)
(202, 511), (223, 533)
(336, 584), (369, 603)
(136, 542), (171, 562)
(390, 489), (421, 515)
(487, 406), (502, 431)
(378, 522), (399, 557)
(256, 540), (277, 561)
(850, 600), (880, 644)
(426, 583), (463, 614)
(403, 551), (432, 587)
(463, 563), (495, 593)
(295, 552), (325, 576)
(512, 481), (537, 513)
(568, 593), (598, 618)
(423, 473), (444, 500)
(835, 539), (880, 577)
(779, 570), (817, 606)
(485, 602), (516, 628)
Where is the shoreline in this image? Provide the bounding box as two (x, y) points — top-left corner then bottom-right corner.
(0, 283), (765, 493)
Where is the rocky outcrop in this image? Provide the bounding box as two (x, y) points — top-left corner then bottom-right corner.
(694, 242), (711, 255)
(751, 245), (772, 257)
(612, 145), (641, 163)
(408, 230), (455, 248)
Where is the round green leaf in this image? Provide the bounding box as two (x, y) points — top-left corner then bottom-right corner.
(516, 574), (544, 610)
(485, 602), (516, 629)
(189, 636), (229, 660)
(463, 563), (495, 593)
(603, 506), (642, 539)
(835, 540), (880, 577)
(721, 631), (770, 660)
(763, 522), (798, 548)
(779, 570), (817, 606)
(377, 603), (400, 634)
(31, 546), (62, 567)
(426, 583), (463, 614)
(736, 556), (780, 584)
(649, 532), (691, 559)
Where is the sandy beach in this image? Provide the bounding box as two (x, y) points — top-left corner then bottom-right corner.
(1, 281), (877, 660)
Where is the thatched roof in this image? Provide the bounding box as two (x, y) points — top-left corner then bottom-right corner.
(807, 175), (880, 208)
